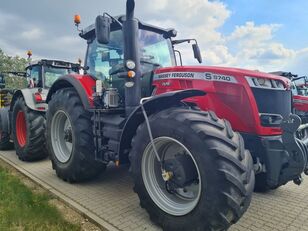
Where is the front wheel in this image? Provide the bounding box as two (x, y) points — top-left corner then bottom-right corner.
(130, 108), (255, 231)
(46, 88), (106, 182)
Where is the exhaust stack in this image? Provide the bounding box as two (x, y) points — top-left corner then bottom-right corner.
(123, 0), (141, 115)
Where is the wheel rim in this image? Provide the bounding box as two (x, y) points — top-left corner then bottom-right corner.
(141, 137), (201, 216)
(51, 110), (73, 163)
(16, 111), (27, 147)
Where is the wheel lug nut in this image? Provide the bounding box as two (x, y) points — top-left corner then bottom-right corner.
(162, 170), (173, 181)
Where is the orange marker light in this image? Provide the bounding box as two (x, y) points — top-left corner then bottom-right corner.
(27, 50), (32, 57)
(127, 71), (136, 78)
(74, 15), (81, 25)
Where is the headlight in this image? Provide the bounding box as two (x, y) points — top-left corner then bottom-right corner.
(126, 60), (136, 70)
(246, 76), (285, 90)
(256, 78), (272, 87)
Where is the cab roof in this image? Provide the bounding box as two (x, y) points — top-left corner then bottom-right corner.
(79, 15), (177, 40)
(27, 59), (80, 69)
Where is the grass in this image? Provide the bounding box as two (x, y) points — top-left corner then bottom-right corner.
(0, 166), (80, 231)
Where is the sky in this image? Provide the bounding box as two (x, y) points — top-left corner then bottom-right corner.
(0, 0), (307, 75)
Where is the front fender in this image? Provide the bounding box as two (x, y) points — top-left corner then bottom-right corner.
(46, 74), (96, 110)
(118, 89), (206, 163)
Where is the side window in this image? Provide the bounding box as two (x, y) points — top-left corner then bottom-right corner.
(28, 66), (41, 88)
(86, 30), (124, 87)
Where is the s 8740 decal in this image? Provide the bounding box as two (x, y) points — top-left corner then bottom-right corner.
(154, 72), (237, 83)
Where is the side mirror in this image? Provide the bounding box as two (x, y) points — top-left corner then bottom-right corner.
(95, 15), (111, 44)
(192, 43), (202, 64)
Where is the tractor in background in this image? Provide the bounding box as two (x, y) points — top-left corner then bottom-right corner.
(44, 1), (254, 230)
(0, 55), (81, 161)
(271, 71), (308, 123)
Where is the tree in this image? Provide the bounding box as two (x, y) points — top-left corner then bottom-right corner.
(0, 49), (28, 73)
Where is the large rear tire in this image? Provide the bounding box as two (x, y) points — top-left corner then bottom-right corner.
(12, 97), (47, 161)
(130, 108), (254, 231)
(46, 88), (106, 182)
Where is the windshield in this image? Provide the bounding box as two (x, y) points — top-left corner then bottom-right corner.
(44, 67), (70, 88)
(87, 30), (124, 85)
(86, 29), (175, 84)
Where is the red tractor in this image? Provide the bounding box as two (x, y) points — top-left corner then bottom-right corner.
(45, 1), (254, 230)
(0, 59), (80, 161)
(44, 0), (306, 230)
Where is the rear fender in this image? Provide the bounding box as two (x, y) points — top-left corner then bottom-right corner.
(10, 89), (48, 112)
(118, 89), (206, 163)
(46, 74), (96, 109)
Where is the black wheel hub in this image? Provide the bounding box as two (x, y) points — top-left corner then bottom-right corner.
(164, 154), (198, 188)
(64, 128), (72, 143)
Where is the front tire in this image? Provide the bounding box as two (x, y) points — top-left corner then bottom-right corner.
(46, 88), (106, 182)
(12, 97), (47, 161)
(130, 108), (255, 231)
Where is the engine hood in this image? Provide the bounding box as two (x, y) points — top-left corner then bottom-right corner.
(155, 65), (291, 87)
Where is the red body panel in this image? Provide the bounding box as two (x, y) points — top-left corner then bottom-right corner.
(70, 74), (96, 107)
(293, 95), (308, 112)
(153, 66), (290, 136)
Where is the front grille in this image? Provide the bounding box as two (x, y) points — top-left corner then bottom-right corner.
(252, 88), (292, 118)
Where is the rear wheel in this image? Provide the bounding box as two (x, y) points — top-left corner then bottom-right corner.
(130, 108), (255, 231)
(46, 88), (106, 182)
(12, 97), (47, 161)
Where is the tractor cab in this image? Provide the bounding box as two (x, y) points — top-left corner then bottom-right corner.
(80, 16), (201, 98)
(81, 17), (176, 98)
(26, 59), (80, 89)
